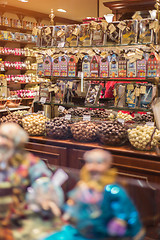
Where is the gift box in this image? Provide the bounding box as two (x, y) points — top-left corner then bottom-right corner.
(60, 55), (68, 77)
(82, 55), (91, 77)
(68, 55), (77, 77)
(90, 55), (100, 78)
(118, 56), (127, 77)
(121, 20), (138, 45)
(100, 57), (109, 78)
(65, 25), (79, 47)
(91, 22), (104, 46)
(79, 24), (91, 46)
(127, 61), (137, 78)
(109, 53), (118, 78)
(126, 84), (138, 108)
(106, 21), (120, 45)
(85, 84), (102, 105)
(43, 56), (53, 76)
(52, 57), (61, 77)
(147, 52), (160, 77)
(40, 26), (54, 47)
(137, 58), (147, 77)
(138, 18), (154, 44)
(53, 25), (66, 47)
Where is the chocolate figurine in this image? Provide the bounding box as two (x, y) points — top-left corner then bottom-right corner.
(44, 149), (145, 240)
(0, 123), (64, 240)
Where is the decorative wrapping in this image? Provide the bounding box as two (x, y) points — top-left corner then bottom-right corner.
(121, 20), (138, 45)
(65, 25), (79, 47)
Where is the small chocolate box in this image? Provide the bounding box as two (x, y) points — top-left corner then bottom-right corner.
(91, 22), (104, 46)
(100, 57), (109, 78)
(52, 57), (61, 77)
(109, 53), (118, 78)
(90, 55), (100, 78)
(126, 84), (137, 108)
(68, 55), (78, 77)
(53, 25), (66, 47)
(121, 20), (138, 45)
(65, 25), (79, 47)
(40, 26), (54, 47)
(60, 55), (68, 77)
(118, 56), (127, 77)
(106, 21), (120, 45)
(82, 55), (91, 78)
(140, 84), (154, 109)
(127, 61), (137, 78)
(85, 84), (102, 105)
(137, 58), (147, 78)
(43, 56), (53, 77)
(79, 24), (91, 46)
(147, 52), (160, 77)
(138, 18), (154, 44)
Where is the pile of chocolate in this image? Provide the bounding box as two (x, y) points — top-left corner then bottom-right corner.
(0, 113), (19, 124)
(134, 113), (154, 123)
(71, 121), (97, 142)
(46, 117), (71, 139)
(98, 121), (128, 145)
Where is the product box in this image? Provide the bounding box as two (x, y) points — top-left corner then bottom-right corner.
(85, 84), (102, 105)
(118, 56), (127, 77)
(109, 53), (118, 78)
(15, 32), (21, 41)
(68, 55), (77, 77)
(40, 26), (54, 47)
(138, 18), (154, 44)
(121, 20), (138, 45)
(2, 31), (9, 41)
(65, 25), (79, 47)
(52, 57), (61, 76)
(79, 24), (91, 46)
(82, 55), (91, 77)
(114, 83), (126, 107)
(106, 22), (120, 45)
(100, 57), (109, 78)
(90, 55), (100, 78)
(127, 61), (137, 77)
(91, 23), (104, 46)
(60, 55), (68, 77)
(140, 85), (155, 108)
(37, 62), (44, 77)
(147, 52), (160, 77)
(126, 84), (137, 108)
(137, 59), (147, 77)
(53, 25), (66, 47)
(43, 56), (53, 77)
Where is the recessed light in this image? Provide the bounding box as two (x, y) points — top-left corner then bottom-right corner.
(57, 9), (66, 13)
(18, 0), (28, 2)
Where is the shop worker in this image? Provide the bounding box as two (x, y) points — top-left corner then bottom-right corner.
(44, 149), (145, 240)
(0, 123), (63, 240)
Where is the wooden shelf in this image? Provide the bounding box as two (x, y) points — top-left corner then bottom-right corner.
(0, 25), (33, 33)
(0, 39), (36, 46)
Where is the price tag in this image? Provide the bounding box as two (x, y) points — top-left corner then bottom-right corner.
(140, 86), (146, 94)
(83, 115), (91, 121)
(146, 122), (154, 126)
(58, 42), (65, 48)
(117, 118), (125, 124)
(65, 114), (71, 120)
(58, 106), (65, 112)
(127, 84), (134, 90)
(52, 169), (68, 187)
(40, 97), (46, 104)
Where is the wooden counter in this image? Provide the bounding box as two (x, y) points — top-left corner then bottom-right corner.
(26, 136), (160, 185)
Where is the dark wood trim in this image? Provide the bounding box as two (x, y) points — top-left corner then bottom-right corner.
(0, 4), (81, 25)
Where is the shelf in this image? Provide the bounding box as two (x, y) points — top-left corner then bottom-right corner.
(54, 103), (152, 112)
(0, 25), (33, 33)
(0, 39), (36, 46)
(39, 76), (158, 83)
(7, 82), (44, 85)
(0, 105), (30, 113)
(21, 98), (34, 100)
(35, 43), (159, 50)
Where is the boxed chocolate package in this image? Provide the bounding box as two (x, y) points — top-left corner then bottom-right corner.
(140, 84), (156, 108)
(79, 24), (91, 46)
(90, 55), (100, 78)
(91, 22), (104, 46)
(65, 25), (79, 47)
(118, 56), (127, 77)
(126, 83), (138, 108)
(60, 55), (68, 77)
(106, 22), (120, 45)
(147, 52), (160, 77)
(52, 57), (61, 77)
(100, 57), (109, 77)
(40, 26), (54, 47)
(138, 18), (154, 44)
(68, 55), (78, 77)
(85, 83), (102, 105)
(82, 55), (91, 77)
(53, 25), (66, 47)
(109, 53), (118, 78)
(121, 20), (138, 45)
(127, 61), (137, 78)
(137, 58), (147, 77)
(43, 56), (53, 76)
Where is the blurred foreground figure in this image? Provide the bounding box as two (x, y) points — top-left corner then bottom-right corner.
(0, 123), (63, 240)
(44, 149), (145, 240)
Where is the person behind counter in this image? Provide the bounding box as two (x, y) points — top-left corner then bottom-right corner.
(43, 149), (145, 240)
(0, 122), (64, 240)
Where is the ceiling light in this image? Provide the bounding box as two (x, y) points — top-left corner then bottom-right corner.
(18, 0), (28, 2)
(57, 9), (66, 13)
(104, 14), (114, 23)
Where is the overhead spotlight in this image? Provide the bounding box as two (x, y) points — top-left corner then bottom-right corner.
(57, 9), (66, 13)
